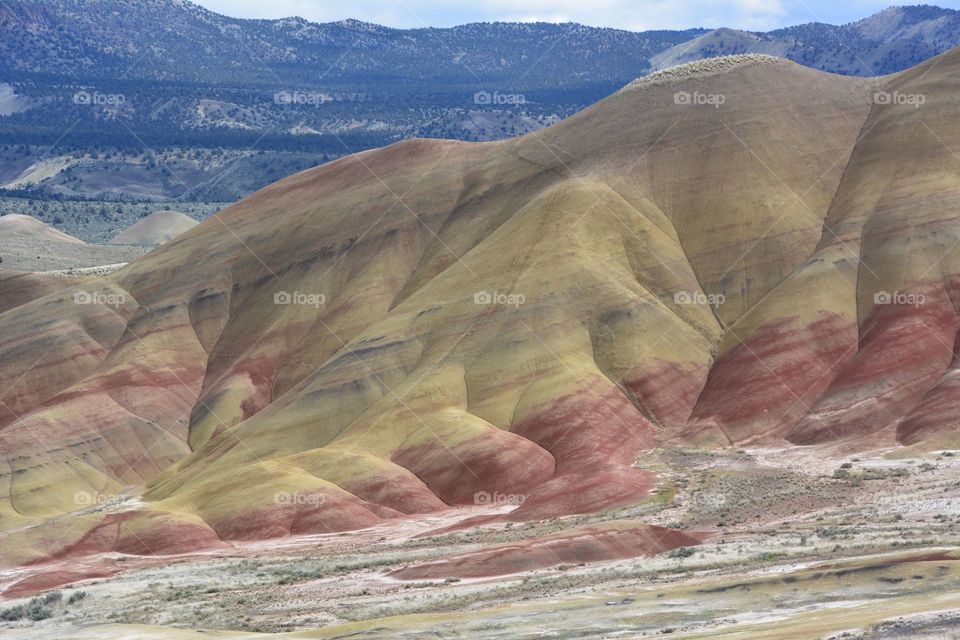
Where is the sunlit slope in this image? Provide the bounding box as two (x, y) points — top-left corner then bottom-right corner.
(4, 52), (960, 563)
(109, 210), (198, 246)
(0, 269), (74, 314)
(0, 213), (144, 272)
(0, 214), (84, 245)
(140, 56), (873, 539)
(684, 48), (960, 447)
(787, 47), (960, 446)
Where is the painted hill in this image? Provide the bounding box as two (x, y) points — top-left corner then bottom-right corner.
(0, 213), (147, 271)
(0, 213), (84, 245)
(109, 211), (198, 246)
(0, 269), (75, 314)
(1, 49), (960, 573)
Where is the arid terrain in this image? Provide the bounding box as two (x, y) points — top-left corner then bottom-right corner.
(2, 446), (959, 639)
(0, 214), (147, 271)
(2, 38), (960, 640)
(108, 211), (199, 247)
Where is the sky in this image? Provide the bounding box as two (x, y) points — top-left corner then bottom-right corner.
(192, 0), (960, 31)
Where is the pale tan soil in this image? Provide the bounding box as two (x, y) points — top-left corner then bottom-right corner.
(0, 214), (147, 272)
(4, 157), (76, 189)
(41, 263), (129, 278)
(622, 54), (789, 91)
(108, 211), (197, 246)
(2, 445), (958, 639)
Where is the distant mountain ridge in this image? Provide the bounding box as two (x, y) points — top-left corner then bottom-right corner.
(652, 6), (960, 75)
(0, 0), (702, 85)
(2, 2), (958, 85)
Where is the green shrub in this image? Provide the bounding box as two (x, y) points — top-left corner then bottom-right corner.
(25, 599), (53, 621)
(0, 605), (25, 621)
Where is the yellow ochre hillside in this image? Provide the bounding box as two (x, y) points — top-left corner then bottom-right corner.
(2, 50), (960, 568)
